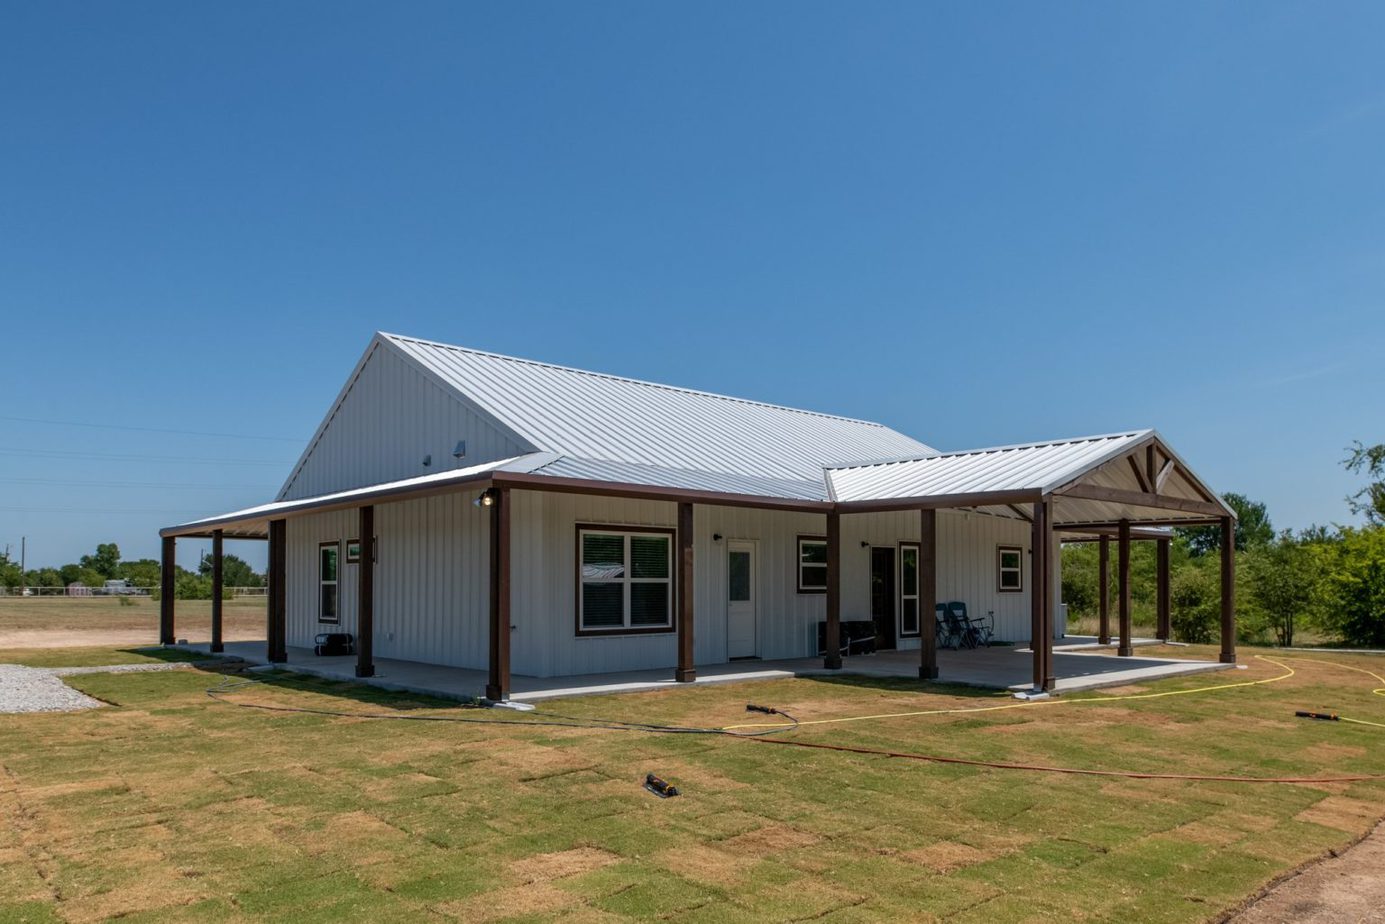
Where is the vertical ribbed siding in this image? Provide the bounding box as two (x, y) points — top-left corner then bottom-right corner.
(372, 489), (490, 670)
(288, 494), (1042, 678)
(510, 491), (679, 677)
(696, 506), (830, 663)
(286, 510), (360, 649)
(281, 343), (530, 501)
(936, 511), (1034, 644)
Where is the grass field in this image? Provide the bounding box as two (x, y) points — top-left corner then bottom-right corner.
(1, 643), (1383, 922)
(0, 597), (265, 647)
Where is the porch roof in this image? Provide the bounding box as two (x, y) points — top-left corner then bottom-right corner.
(160, 429), (1234, 539)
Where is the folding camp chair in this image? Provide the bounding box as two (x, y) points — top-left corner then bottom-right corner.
(935, 603), (962, 650)
(947, 601), (993, 647)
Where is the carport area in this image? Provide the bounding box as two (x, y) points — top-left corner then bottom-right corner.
(178, 638), (1231, 703)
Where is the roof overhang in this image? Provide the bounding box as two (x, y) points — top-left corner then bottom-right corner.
(160, 430), (1233, 540)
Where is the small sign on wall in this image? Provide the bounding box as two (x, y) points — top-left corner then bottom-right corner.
(346, 539), (361, 564)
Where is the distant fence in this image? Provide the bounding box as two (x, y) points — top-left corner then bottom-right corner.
(0, 586), (266, 598)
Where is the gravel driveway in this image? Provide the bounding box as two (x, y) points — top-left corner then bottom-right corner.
(0, 661), (196, 714)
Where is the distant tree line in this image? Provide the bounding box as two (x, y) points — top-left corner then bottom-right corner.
(1062, 441), (1385, 649)
(0, 542), (264, 600)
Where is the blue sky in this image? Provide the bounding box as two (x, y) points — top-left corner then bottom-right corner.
(2, 2), (1383, 570)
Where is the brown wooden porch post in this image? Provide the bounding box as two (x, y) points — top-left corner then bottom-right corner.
(210, 530), (224, 653)
(1030, 498), (1051, 691)
(1156, 537), (1171, 642)
(1044, 499), (1055, 691)
(676, 502), (696, 682)
(356, 505), (375, 678)
(1097, 535), (1111, 645)
(824, 510), (842, 669)
(159, 536), (176, 645)
(1219, 516), (1236, 663)
(919, 508), (938, 680)
(267, 519), (287, 663)
(1117, 519), (1132, 657)
(486, 488), (511, 701)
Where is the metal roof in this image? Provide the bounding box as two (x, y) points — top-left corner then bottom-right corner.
(161, 332), (1234, 535)
(161, 456), (539, 538)
(529, 455), (828, 501)
(381, 333), (935, 483)
(826, 431), (1153, 502)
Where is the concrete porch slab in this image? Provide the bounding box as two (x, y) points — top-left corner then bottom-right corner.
(177, 638), (1233, 703)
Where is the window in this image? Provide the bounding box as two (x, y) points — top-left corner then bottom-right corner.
(997, 545), (1023, 593)
(797, 536), (827, 593)
(345, 539), (361, 564)
(577, 527), (674, 634)
(899, 543), (920, 636)
(319, 541), (340, 623)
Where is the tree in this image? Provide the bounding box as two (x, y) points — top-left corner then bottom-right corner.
(0, 552), (21, 589)
(1345, 441), (1385, 525)
(196, 553), (264, 589)
(1242, 532), (1326, 647)
(78, 543), (122, 579)
(1176, 492), (1273, 556)
(119, 559), (162, 588)
(27, 567), (62, 589)
(1319, 527), (1385, 648)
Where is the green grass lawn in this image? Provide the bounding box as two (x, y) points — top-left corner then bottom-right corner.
(1, 646), (1383, 922)
(0, 646), (212, 669)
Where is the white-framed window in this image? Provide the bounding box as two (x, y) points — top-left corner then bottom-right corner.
(997, 545), (1023, 593)
(319, 541), (340, 623)
(577, 526), (674, 634)
(797, 536), (827, 593)
(899, 542), (920, 636)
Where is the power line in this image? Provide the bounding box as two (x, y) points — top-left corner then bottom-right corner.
(0, 415), (302, 443)
(0, 447), (292, 466)
(0, 477), (276, 490)
(0, 506), (216, 515)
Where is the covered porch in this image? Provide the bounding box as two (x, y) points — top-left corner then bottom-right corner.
(179, 637), (1232, 703)
(158, 430), (1239, 700)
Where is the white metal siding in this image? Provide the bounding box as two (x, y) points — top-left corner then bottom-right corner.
(286, 492), (1040, 679)
(285, 489), (491, 669)
(286, 509), (361, 648)
(280, 343), (531, 501)
(508, 495), (1035, 676)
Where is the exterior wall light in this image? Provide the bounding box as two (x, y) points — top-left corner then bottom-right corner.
(474, 488), (498, 508)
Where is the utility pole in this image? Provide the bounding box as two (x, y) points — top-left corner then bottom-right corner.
(20, 537), (26, 597)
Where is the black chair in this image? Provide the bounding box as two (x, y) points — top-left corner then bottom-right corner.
(936, 603), (962, 650)
(947, 601), (993, 647)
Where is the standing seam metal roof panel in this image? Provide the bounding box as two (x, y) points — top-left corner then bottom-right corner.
(382, 333), (936, 483)
(825, 432), (1153, 502)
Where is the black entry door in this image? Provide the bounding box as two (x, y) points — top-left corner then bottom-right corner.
(870, 547), (897, 651)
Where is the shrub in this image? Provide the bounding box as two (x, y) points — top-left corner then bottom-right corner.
(1170, 564), (1220, 644)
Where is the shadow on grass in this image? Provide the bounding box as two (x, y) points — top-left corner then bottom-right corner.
(122, 646), (213, 663)
(796, 673), (1008, 700)
(223, 668), (471, 712)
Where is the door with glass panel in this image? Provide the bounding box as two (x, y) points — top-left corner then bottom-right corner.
(726, 541), (757, 659)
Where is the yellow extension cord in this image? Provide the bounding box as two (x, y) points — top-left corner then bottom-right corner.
(722, 654), (1385, 731)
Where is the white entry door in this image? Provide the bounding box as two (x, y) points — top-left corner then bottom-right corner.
(727, 541), (757, 659)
